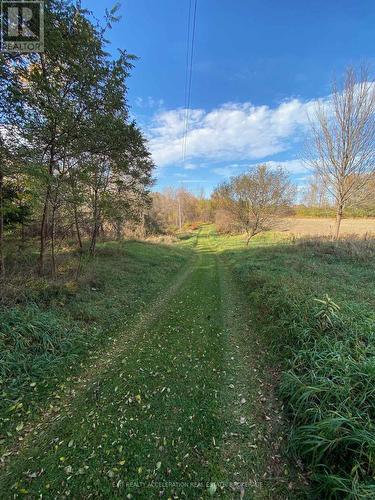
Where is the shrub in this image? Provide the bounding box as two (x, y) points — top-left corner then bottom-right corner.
(297, 235), (375, 262)
(215, 209), (236, 234)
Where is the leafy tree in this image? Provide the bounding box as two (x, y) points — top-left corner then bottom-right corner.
(0, 1), (153, 276)
(0, 52), (20, 277)
(4, 1), (118, 273)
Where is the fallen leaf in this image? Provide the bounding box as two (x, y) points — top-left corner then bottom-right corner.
(208, 482), (217, 495)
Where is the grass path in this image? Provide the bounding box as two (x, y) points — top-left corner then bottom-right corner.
(0, 228), (294, 498)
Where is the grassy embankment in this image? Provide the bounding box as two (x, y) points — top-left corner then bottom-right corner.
(218, 230), (375, 498)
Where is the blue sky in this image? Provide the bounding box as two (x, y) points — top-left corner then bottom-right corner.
(85, 0), (375, 195)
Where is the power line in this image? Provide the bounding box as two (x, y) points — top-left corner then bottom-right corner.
(183, 0), (198, 162)
(182, 0), (192, 163)
(182, 0), (198, 164)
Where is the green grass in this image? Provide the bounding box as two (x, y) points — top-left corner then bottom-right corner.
(217, 231), (375, 498)
(0, 233), (224, 497)
(2, 227), (373, 498)
(0, 227), (299, 498)
(0, 239), (193, 460)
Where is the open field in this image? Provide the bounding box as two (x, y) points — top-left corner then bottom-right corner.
(283, 217), (375, 236)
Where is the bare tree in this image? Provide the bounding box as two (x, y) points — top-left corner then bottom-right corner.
(303, 172), (330, 209)
(351, 172), (375, 214)
(149, 187), (210, 233)
(307, 66), (375, 238)
(213, 164), (294, 244)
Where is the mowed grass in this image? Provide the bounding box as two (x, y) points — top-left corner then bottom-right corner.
(0, 229), (228, 497)
(217, 231), (375, 498)
(0, 239), (194, 461)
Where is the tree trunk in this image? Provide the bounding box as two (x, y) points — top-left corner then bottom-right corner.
(116, 220), (122, 241)
(141, 212), (146, 238)
(246, 220), (258, 245)
(334, 203), (344, 240)
(246, 232), (254, 246)
(39, 147), (55, 275)
(0, 171), (4, 278)
(20, 223), (26, 248)
(74, 205), (83, 251)
(39, 190), (50, 274)
(89, 223), (99, 256)
(89, 189), (99, 256)
(178, 197), (182, 230)
(50, 205), (57, 278)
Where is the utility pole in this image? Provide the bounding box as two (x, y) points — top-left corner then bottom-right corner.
(178, 194), (182, 231)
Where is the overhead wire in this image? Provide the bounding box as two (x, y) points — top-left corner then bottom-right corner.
(182, 0), (198, 164)
(182, 0), (192, 161)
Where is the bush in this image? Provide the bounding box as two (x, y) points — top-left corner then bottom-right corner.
(215, 209), (236, 234)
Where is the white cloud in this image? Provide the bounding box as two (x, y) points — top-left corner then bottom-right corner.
(148, 99), (318, 167)
(258, 159), (309, 174)
(183, 163), (199, 170)
(211, 159), (309, 179)
(211, 164), (243, 177)
(135, 96), (164, 109)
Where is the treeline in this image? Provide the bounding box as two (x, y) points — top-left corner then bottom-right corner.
(0, 1), (153, 278)
(300, 172), (375, 217)
(294, 205), (375, 218)
(149, 163), (375, 241)
(148, 188), (213, 233)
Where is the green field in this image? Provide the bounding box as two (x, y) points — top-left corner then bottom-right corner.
(1, 227), (374, 498)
